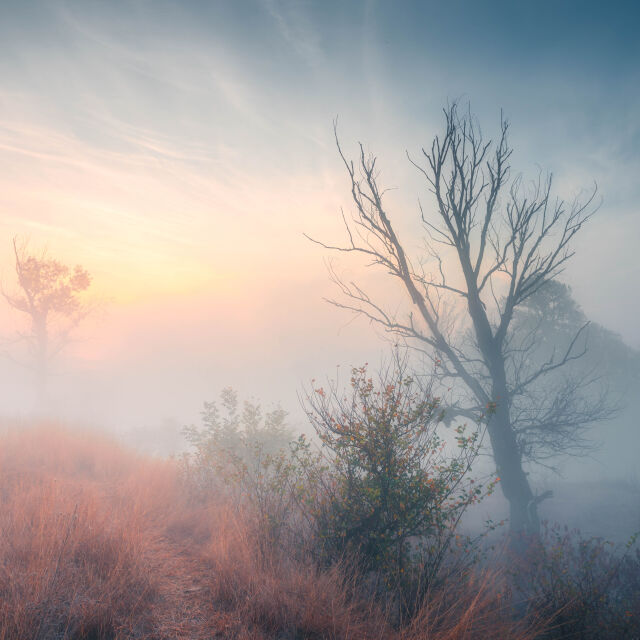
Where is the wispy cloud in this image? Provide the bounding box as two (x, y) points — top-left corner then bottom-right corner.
(0, 0), (637, 342)
(260, 0), (325, 69)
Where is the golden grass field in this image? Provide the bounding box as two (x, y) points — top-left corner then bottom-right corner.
(0, 423), (541, 639)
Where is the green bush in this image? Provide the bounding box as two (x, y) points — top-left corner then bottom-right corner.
(301, 363), (497, 593)
(182, 368), (497, 611)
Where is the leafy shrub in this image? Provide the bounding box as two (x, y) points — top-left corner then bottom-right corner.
(183, 388), (303, 554)
(183, 387), (292, 487)
(182, 367), (498, 617)
(300, 363), (498, 599)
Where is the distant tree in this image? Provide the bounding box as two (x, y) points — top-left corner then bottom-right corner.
(308, 104), (615, 541)
(2, 238), (92, 407)
(508, 280), (630, 462)
(513, 280), (639, 389)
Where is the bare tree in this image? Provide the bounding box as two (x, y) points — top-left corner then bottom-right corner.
(308, 104), (613, 539)
(2, 238), (92, 408)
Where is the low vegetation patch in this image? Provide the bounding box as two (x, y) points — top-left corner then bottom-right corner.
(3, 412), (636, 639)
(1, 421), (542, 639)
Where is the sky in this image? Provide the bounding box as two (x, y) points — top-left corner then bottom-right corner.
(0, 0), (638, 462)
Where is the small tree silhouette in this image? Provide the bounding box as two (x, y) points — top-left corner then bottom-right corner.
(3, 238), (92, 408)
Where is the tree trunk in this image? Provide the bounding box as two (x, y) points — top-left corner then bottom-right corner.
(486, 397), (537, 536)
(466, 288), (540, 543)
(34, 317), (48, 412)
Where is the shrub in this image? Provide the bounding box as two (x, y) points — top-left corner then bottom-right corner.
(182, 388), (304, 555)
(301, 363), (497, 600)
(183, 387), (292, 486)
(182, 366), (499, 607)
(516, 522), (640, 639)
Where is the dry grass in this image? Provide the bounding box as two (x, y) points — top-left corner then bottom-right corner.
(0, 422), (543, 639)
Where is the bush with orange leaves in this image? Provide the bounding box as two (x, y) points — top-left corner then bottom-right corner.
(183, 362), (506, 625)
(299, 363), (502, 618)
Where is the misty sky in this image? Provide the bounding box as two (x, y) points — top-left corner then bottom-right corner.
(0, 0), (638, 453)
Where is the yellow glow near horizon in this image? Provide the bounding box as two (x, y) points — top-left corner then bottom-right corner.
(0, 112), (345, 313)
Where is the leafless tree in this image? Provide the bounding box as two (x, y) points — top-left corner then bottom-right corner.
(2, 238), (93, 408)
(307, 104), (614, 539)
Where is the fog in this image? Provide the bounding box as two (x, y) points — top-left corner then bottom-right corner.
(1, 0), (639, 546)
